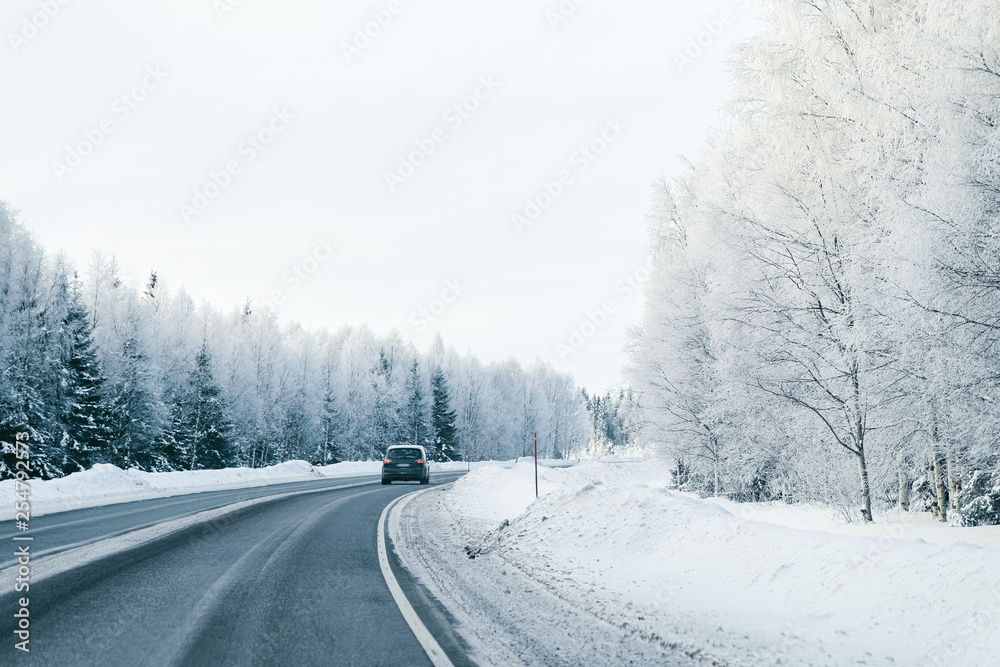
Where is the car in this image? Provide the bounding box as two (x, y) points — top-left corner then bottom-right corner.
(381, 445), (430, 485)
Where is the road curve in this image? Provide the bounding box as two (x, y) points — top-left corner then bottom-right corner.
(0, 475), (387, 569)
(3, 473), (466, 666)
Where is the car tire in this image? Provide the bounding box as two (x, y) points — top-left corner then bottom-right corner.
(420, 475), (429, 485)
(381, 478), (390, 485)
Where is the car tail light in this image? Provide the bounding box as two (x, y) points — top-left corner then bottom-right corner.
(383, 460), (392, 464)
(416, 460), (424, 464)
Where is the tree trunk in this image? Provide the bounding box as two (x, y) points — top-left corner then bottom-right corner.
(927, 453), (939, 520)
(946, 452), (959, 513)
(897, 453), (910, 512)
(858, 446), (873, 523)
(930, 451), (948, 522)
(928, 414), (948, 522)
(852, 408), (873, 522)
(191, 403), (201, 471)
(712, 436), (720, 497)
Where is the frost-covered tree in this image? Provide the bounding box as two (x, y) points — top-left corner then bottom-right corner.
(627, 0), (1000, 521)
(61, 275), (111, 471)
(402, 358), (431, 448)
(585, 388), (640, 459)
(0, 200), (590, 477)
(0, 204), (69, 478)
(626, 180), (732, 495)
(166, 342), (233, 470)
(430, 367), (460, 462)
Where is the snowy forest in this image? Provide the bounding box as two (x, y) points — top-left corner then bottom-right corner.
(0, 201), (589, 479)
(627, 0), (1000, 524)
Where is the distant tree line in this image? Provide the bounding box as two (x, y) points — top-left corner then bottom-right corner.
(584, 388), (640, 458)
(0, 202), (589, 479)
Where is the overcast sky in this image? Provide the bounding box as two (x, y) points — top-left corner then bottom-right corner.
(2, 0), (760, 392)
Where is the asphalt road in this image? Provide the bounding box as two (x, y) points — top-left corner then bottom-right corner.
(2, 472), (467, 666)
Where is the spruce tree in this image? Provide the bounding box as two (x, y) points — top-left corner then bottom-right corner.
(61, 280), (110, 472)
(317, 372), (342, 465)
(430, 367), (459, 462)
(106, 336), (163, 470)
(404, 359), (430, 447)
(370, 350), (399, 454)
(175, 343), (234, 470)
(0, 225), (63, 479)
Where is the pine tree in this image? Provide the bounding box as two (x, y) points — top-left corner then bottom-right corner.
(315, 339), (342, 466)
(0, 209), (63, 479)
(61, 278), (110, 471)
(313, 386), (342, 465)
(1, 196), (594, 473)
(404, 359), (430, 447)
(106, 336), (163, 469)
(370, 350), (400, 454)
(174, 342), (234, 470)
(431, 367), (459, 462)
(144, 271), (159, 304)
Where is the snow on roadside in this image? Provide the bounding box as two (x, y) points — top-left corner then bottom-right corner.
(703, 495), (1000, 551)
(390, 483), (701, 667)
(441, 459), (1000, 666)
(0, 460), (372, 519)
(0, 459), (511, 519)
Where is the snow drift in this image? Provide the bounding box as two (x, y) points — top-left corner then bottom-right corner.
(0, 460), (381, 519)
(443, 459), (1000, 666)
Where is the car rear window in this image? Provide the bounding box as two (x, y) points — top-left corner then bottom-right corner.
(388, 448), (421, 460)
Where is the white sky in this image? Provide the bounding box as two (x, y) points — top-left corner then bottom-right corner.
(2, 0), (760, 392)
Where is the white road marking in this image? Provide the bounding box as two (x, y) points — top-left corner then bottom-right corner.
(378, 488), (455, 667)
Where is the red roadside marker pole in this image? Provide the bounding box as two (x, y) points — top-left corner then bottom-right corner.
(534, 432), (538, 498)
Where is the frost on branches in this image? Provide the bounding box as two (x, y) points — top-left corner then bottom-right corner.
(627, 0), (1000, 523)
(0, 206), (589, 479)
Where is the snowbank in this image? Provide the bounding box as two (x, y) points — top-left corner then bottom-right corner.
(442, 458), (1000, 666)
(1, 460), (381, 518)
(0, 458), (516, 519)
(704, 494), (1000, 551)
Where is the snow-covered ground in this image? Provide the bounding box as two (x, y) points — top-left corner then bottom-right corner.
(0, 459), (498, 519)
(394, 458), (1000, 666)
